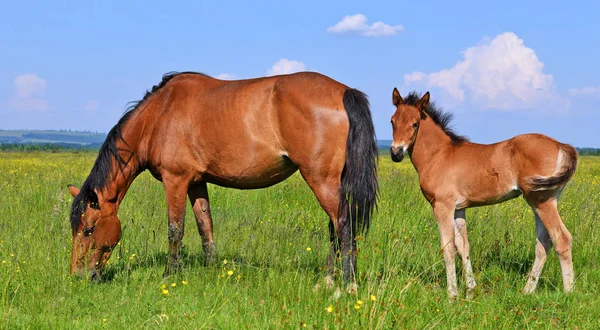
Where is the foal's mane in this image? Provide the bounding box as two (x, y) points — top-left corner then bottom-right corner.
(70, 71), (209, 231)
(404, 91), (468, 145)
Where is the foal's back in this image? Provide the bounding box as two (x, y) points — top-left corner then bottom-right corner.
(442, 133), (575, 208)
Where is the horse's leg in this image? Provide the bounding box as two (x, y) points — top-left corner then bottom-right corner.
(523, 209), (552, 294)
(326, 220), (339, 288)
(454, 209), (476, 299)
(188, 182), (216, 265)
(434, 202), (458, 299)
(300, 171), (353, 291)
(527, 195), (574, 292)
(163, 174), (189, 275)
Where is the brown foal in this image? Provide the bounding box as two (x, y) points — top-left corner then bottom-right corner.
(67, 72), (378, 288)
(389, 89), (577, 299)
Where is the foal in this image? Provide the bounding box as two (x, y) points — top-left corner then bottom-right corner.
(389, 89), (577, 299)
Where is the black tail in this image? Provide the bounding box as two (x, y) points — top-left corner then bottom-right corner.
(340, 89), (379, 234)
(528, 144), (578, 191)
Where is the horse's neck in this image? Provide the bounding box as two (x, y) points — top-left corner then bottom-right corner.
(409, 119), (453, 174)
(99, 116), (147, 209)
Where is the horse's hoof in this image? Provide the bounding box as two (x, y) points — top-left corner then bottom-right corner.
(312, 276), (335, 293)
(346, 283), (358, 295)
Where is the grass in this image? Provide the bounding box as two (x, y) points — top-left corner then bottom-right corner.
(0, 151), (599, 329)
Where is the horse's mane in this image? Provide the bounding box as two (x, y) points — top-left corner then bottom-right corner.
(70, 71), (209, 231)
(404, 91), (469, 146)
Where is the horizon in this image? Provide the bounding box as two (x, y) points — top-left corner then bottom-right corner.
(1, 1), (599, 147)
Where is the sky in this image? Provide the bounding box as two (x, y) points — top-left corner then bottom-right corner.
(1, 0), (599, 147)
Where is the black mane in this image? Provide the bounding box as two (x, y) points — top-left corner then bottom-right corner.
(404, 91), (468, 145)
(70, 71), (209, 231)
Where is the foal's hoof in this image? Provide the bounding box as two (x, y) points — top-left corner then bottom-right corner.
(466, 288), (475, 300)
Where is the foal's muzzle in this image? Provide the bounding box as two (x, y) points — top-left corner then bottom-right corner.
(390, 146), (404, 162)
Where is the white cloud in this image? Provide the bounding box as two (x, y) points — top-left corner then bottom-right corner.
(327, 14), (404, 37)
(83, 100), (99, 112)
(267, 59), (306, 76)
(404, 32), (567, 111)
(568, 86), (600, 97)
(215, 73), (237, 80)
(9, 73), (48, 111)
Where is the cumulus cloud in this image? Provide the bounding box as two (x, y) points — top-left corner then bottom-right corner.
(404, 32), (567, 111)
(327, 14), (404, 37)
(267, 59), (306, 76)
(568, 86), (600, 97)
(9, 73), (48, 111)
(215, 73), (237, 80)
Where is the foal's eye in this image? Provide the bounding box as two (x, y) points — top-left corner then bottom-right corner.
(412, 122), (419, 129)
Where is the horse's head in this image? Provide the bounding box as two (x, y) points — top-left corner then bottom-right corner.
(389, 88), (429, 162)
(68, 184), (121, 281)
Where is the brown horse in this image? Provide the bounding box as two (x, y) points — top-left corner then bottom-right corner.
(67, 71), (378, 288)
(389, 89), (577, 299)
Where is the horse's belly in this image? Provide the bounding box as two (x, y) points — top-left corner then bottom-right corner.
(203, 154), (298, 189)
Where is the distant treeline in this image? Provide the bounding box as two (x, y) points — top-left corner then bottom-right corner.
(20, 132), (105, 144)
(0, 142), (103, 151)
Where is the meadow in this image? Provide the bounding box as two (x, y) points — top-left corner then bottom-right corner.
(0, 151), (599, 329)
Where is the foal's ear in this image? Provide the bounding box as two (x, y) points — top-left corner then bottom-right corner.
(67, 184), (80, 198)
(417, 91), (430, 110)
(392, 88), (404, 106)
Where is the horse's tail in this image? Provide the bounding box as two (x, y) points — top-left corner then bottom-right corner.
(340, 88), (379, 234)
(528, 144), (578, 192)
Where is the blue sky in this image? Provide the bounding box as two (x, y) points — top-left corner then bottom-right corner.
(1, 0), (599, 147)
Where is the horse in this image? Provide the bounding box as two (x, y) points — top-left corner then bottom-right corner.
(389, 89), (577, 299)
(67, 71), (378, 289)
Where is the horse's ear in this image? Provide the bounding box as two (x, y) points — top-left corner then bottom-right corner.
(417, 91), (430, 110)
(392, 88), (404, 106)
(67, 184), (80, 197)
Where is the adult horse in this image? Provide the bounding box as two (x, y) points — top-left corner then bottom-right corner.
(67, 71), (378, 288)
(389, 89), (577, 299)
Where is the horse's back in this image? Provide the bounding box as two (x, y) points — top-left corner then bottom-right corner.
(143, 72), (351, 188)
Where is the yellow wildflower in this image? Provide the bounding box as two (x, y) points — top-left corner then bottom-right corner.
(227, 270), (234, 276)
(325, 305), (333, 313)
(370, 295), (377, 301)
(306, 247), (312, 252)
(161, 289), (169, 295)
(171, 283), (177, 287)
(223, 259), (228, 265)
(354, 304), (361, 310)
(181, 280), (188, 285)
(357, 300), (364, 306)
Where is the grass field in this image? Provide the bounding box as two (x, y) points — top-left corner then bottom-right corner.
(0, 151), (599, 329)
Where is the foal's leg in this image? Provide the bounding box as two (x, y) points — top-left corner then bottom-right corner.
(434, 202), (459, 299)
(528, 196), (574, 292)
(162, 174), (190, 275)
(188, 182), (216, 265)
(454, 209), (476, 298)
(523, 209), (552, 294)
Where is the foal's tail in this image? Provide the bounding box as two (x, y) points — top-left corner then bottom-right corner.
(340, 88), (379, 234)
(528, 144), (578, 192)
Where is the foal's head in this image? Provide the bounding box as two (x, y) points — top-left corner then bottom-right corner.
(68, 185), (121, 281)
(389, 88), (429, 162)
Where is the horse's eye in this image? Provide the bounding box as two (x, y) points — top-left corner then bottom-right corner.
(83, 225), (95, 236)
(412, 122), (419, 129)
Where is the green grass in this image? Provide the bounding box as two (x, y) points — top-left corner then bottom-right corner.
(1, 151), (599, 329)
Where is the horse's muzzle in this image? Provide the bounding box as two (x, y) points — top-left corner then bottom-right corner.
(390, 147), (404, 162)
